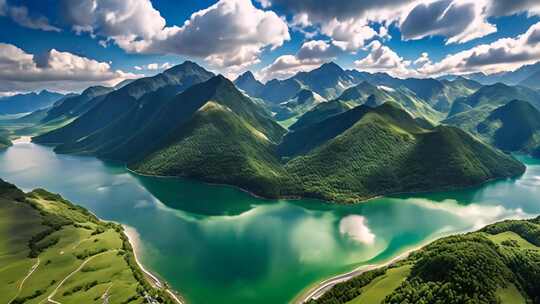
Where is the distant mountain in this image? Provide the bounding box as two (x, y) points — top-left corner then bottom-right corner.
(444, 83), (540, 135)
(0, 90), (65, 114)
(336, 82), (444, 122)
(236, 62), (359, 104)
(43, 86), (114, 123)
(234, 71), (264, 97)
(519, 70), (540, 89)
(274, 89), (327, 121)
(446, 100), (540, 156)
(282, 102), (524, 202)
(462, 61), (540, 86)
(289, 100), (353, 131)
(34, 61), (215, 145)
(477, 100), (540, 152)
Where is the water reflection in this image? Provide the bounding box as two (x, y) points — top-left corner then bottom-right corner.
(0, 142), (539, 304)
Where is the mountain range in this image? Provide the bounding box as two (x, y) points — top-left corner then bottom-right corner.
(0, 90), (65, 115)
(30, 61), (525, 202)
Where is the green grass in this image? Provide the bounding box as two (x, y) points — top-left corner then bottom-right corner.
(312, 217), (540, 304)
(347, 265), (411, 304)
(0, 180), (176, 304)
(497, 284), (526, 304)
(488, 231), (540, 251)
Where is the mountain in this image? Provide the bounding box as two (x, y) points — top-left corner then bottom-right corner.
(234, 71), (264, 97)
(237, 62), (360, 104)
(34, 61), (215, 145)
(519, 70), (540, 89)
(43, 86), (114, 123)
(292, 62), (359, 99)
(446, 100), (540, 155)
(0, 180), (175, 303)
(282, 102), (525, 202)
(463, 61), (540, 86)
(274, 89), (327, 122)
(34, 69), (524, 203)
(446, 83), (540, 121)
(312, 216), (540, 304)
(0, 90), (64, 114)
(336, 81), (444, 122)
(289, 100), (353, 131)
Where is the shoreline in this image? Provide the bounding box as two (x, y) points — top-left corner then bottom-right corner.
(122, 225), (186, 304)
(25, 140), (526, 206)
(293, 245), (422, 304)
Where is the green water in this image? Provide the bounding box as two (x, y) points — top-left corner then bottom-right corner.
(1, 141), (540, 304)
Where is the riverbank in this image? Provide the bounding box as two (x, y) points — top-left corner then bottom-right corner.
(293, 245), (422, 304)
(122, 225), (186, 304)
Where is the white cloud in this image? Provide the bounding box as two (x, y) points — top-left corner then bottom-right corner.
(63, 0), (290, 72)
(419, 21), (540, 76)
(133, 62), (173, 71)
(0, 43), (139, 93)
(400, 0), (496, 44)
(414, 52), (431, 67)
(321, 18), (378, 51)
(259, 40), (340, 80)
(0, 0), (60, 32)
(354, 41), (417, 78)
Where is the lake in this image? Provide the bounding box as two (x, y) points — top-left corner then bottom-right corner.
(1, 140), (539, 304)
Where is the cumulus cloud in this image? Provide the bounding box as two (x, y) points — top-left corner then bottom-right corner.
(134, 62), (173, 71)
(0, 43), (138, 93)
(0, 0), (60, 32)
(354, 41), (417, 78)
(414, 52), (431, 67)
(486, 0), (540, 17)
(400, 0), (496, 44)
(259, 40), (340, 80)
(62, 0), (290, 71)
(419, 21), (540, 76)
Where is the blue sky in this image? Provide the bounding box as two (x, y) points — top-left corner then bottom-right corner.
(0, 0), (540, 93)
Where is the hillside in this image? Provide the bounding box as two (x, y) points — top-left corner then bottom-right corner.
(32, 71), (525, 203)
(447, 83), (540, 118)
(0, 90), (65, 115)
(289, 100), (353, 131)
(43, 86), (114, 123)
(311, 217), (540, 304)
(445, 100), (540, 156)
(283, 103), (525, 202)
(33, 61), (215, 145)
(0, 179), (176, 304)
(477, 100), (540, 152)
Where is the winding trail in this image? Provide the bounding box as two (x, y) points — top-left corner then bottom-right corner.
(44, 251), (111, 304)
(7, 257), (40, 304)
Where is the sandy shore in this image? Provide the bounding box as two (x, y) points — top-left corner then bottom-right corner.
(293, 246), (419, 303)
(122, 225), (186, 304)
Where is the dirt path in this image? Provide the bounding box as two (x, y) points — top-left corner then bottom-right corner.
(44, 251), (111, 304)
(7, 257), (40, 304)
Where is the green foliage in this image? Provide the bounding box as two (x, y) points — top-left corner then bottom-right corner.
(284, 103), (524, 202)
(313, 217), (540, 304)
